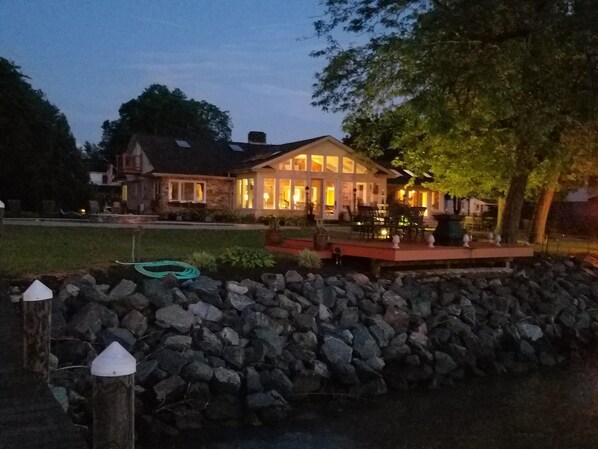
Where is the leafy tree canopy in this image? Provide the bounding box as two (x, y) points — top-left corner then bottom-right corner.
(0, 57), (89, 211)
(100, 84), (233, 160)
(313, 0), (598, 242)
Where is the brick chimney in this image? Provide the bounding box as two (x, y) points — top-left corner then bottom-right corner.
(248, 131), (267, 144)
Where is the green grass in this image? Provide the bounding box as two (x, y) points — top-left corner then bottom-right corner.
(0, 225), (312, 278)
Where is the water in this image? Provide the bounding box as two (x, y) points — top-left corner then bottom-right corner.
(175, 355), (598, 449)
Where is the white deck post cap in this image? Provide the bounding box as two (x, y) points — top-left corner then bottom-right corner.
(23, 280), (53, 301)
(0, 200), (4, 208)
(92, 341), (136, 377)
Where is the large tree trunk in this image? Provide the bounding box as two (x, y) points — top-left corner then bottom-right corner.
(529, 186), (555, 244)
(500, 173), (529, 244)
(495, 196), (505, 235)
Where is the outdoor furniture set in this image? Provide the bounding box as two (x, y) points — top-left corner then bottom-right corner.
(349, 204), (427, 242)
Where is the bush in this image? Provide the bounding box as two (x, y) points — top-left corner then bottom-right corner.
(297, 249), (323, 270)
(186, 251), (218, 272)
(218, 246), (276, 269)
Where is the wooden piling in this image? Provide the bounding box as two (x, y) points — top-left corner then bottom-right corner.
(22, 280), (53, 381)
(92, 342), (136, 449)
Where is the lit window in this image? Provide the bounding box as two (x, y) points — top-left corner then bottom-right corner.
(355, 163), (368, 174)
(293, 179), (306, 210)
(278, 158), (293, 170)
(342, 157), (354, 173)
(293, 154), (307, 171)
(169, 180), (206, 203)
(263, 178), (275, 209)
(237, 178), (254, 208)
(279, 179), (291, 209)
(326, 156), (339, 173)
(311, 155), (324, 172)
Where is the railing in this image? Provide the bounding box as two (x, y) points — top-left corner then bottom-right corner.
(117, 154), (142, 173)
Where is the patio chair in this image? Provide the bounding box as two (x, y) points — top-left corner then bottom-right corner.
(406, 206), (427, 242)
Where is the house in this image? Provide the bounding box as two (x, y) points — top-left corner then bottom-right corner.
(116, 132), (396, 220)
(85, 158), (120, 211)
(385, 166), (445, 220)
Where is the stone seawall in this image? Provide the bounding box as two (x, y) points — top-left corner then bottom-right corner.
(38, 257), (598, 442)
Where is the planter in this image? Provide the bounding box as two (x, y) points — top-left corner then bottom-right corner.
(432, 213), (465, 246)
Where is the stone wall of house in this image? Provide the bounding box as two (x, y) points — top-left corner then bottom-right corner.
(156, 177), (233, 214)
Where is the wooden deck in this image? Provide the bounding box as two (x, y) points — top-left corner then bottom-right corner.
(0, 293), (88, 449)
(267, 238), (534, 274)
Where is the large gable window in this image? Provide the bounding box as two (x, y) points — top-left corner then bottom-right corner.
(342, 157), (355, 173)
(169, 180), (205, 203)
(311, 155), (323, 172)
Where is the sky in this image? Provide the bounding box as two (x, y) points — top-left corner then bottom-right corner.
(0, 0), (346, 146)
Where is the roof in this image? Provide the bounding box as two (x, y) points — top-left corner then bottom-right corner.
(378, 160), (434, 185)
(131, 134), (330, 176)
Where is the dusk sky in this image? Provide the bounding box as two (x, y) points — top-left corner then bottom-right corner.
(1, 1), (345, 146)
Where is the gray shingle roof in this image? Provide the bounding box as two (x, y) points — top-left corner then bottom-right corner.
(133, 134), (327, 176)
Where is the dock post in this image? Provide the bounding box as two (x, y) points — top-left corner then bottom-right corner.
(22, 280), (53, 381)
(91, 342), (136, 449)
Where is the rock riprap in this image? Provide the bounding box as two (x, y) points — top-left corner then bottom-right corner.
(33, 257), (598, 441)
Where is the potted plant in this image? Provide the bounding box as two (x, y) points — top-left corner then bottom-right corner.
(313, 220), (330, 250)
(265, 215), (284, 245)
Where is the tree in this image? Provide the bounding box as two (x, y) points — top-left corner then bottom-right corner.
(313, 0), (598, 243)
(0, 57), (89, 211)
(100, 84), (232, 160)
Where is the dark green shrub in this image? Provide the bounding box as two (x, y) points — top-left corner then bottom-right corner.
(218, 246), (276, 269)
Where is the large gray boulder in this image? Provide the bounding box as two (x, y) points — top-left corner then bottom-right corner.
(155, 304), (196, 333)
(321, 336), (352, 368)
(189, 301), (223, 322)
(108, 279), (137, 302)
(212, 367), (241, 393)
(352, 326), (381, 360)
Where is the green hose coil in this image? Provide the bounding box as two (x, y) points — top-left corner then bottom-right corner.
(117, 260), (200, 280)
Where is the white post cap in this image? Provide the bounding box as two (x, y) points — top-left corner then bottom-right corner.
(91, 341), (136, 377)
(23, 280), (53, 302)
(0, 200), (4, 208)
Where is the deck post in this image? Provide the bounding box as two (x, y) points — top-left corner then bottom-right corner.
(92, 342), (136, 449)
(22, 280), (53, 381)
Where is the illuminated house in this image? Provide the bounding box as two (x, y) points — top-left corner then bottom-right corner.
(117, 132), (394, 219)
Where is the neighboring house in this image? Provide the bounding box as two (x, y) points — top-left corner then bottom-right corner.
(117, 132), (394, 220)
(385, 167), (445, 220)
(85, 158), (120, 210)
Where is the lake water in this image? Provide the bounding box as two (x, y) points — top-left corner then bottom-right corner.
(172, 353), (598, 449)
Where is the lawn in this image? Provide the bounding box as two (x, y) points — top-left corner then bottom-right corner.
(0, 225), (313, 278)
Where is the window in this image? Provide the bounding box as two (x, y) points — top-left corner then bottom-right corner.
(355, 162), (368, 174)
(278, 158), (293, 170)
(326, 156), (339, 173)
(311, 155), (324, 172)
(342, 157), (354, 174)
(169, 180), (206, 203)
(237, 178), (254, 208)
(279, 179), (291, 209)
(263, 178), (275, 209)
(293, 179), (307, 210)
(293, 154), (307, 171)
(431, 191), (440, 210)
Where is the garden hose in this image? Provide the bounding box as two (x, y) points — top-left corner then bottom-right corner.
(115, 260), (200, 280)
